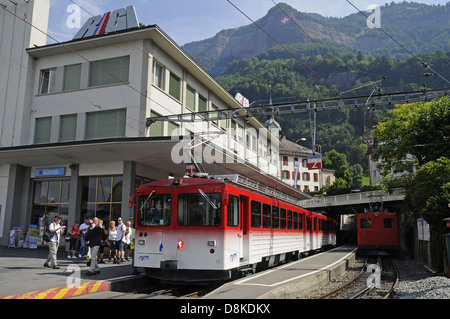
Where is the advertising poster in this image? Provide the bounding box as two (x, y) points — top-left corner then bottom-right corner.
(28, 225), (38, 249)
(8, 230), (16, 248)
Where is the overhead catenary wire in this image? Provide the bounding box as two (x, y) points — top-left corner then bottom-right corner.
(271, 0), (390, 96)
(226, 0), (341, 97)
(270, 0), (350, 72)
(345, 0), (450, 85)
(0, 2), (171, 137)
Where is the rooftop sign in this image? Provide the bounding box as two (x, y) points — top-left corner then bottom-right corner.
(73, 5), (139, 40)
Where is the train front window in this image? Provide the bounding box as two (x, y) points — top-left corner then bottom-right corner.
(360, 218), (372, 228)
(138, 193), (171, 226)
(384, 218), (395, 228)
(178, 192), (221, 226)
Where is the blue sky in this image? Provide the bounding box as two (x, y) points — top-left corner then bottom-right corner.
(48, 0), (450, 46)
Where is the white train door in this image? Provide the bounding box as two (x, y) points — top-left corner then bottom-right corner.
(240, 195), (249, 262)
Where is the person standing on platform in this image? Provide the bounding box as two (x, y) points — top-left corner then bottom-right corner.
(78, 219), (89, 258)
(115, 217), (126, 264)
(67, 222), (79, 259)
(44, 216), (66, 269)
(107, 221), (117, 262)
(85, 219), (107, 276)
(97, 219), (107, 264)
(129, 228), (139, 275)
(123, 221), (133, 262)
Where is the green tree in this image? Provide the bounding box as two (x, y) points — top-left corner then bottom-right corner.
(374, 96), (450, 271)
(373, 96), (450, 184)
(350, 164), (364, 189)
(323, 149), (351, 182)
(411, 158), (450, 271)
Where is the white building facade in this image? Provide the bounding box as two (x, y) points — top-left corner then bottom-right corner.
(279, 137), (323, 193)
(0, 1), (306, 246)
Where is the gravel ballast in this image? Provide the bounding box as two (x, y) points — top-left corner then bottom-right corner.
(392, 258), (450, 299)
(301, 256), (450, 299)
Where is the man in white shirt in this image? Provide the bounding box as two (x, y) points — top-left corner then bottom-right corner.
(115, 217), (126, 264)
(44, 216), (66, 269)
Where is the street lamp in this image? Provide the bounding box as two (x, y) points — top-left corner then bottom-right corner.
(295, 137), (306, 144)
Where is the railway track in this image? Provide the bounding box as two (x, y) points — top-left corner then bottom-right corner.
(318, 256), (399, 299)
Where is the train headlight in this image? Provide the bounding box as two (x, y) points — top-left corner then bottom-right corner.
(138, 240), (145, 245)
(207, 240), (216, 247)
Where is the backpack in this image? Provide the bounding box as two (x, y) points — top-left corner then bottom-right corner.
(42, 222), (55, 243)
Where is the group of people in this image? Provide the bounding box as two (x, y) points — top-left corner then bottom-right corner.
(45, 216), (138, 276)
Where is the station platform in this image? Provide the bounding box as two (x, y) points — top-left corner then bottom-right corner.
(204, 245), (358, 299)
(0, 245), (150, 299)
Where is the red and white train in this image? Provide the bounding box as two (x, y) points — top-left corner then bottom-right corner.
(134, 174), (337, 282)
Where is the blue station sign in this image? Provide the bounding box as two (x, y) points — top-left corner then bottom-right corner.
(35, 167), (66, 177)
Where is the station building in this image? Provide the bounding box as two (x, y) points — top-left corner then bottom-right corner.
(279, 137), (335, 192)
(0, 1), (311, 246)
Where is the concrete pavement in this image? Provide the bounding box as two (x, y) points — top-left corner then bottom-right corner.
(0, 245), (141, 299)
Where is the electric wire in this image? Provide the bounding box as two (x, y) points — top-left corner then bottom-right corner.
(271, 0), (358, 92)
(345, 0), (450, 85)
(0, 3), (150, 137)
(67, 0), (147, 55)
(226, 0), (341, 97)
(270, 1), (350, 73)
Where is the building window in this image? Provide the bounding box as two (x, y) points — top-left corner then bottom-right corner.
(211, 104), (219, 126)
(314, 173), (319, 182)
(59, 114), (77, 142)
(237, 124), (244, 143)
(186, 85), (195, 111)
(63, 64), (81, 91)
(81, 176), (123, 226)
(149, 111), (163, 137)
(198, 94), (207, 113)
(168, 72), (181, 101)
(89, 56), (130, 87)
(85, 108), (126, 140)
(39, 68), (56, 94)
(168, 122), (180, 136)
(283, 156), (288, 166)
(251, 134), (257, 152)
(230, 120), (237, 140)
(302, 159), (308, 168)
(153, 61), (164, 89)
(303, 172), (310, 181)
(34, 117), (52, 144)
(282, 170), (290, 179)
(32, 180), (70, 235)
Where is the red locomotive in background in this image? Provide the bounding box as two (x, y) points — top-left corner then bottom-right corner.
(357, 198), (399, 255)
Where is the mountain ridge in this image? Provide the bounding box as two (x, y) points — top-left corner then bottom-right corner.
(182, 2), (450, 77)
